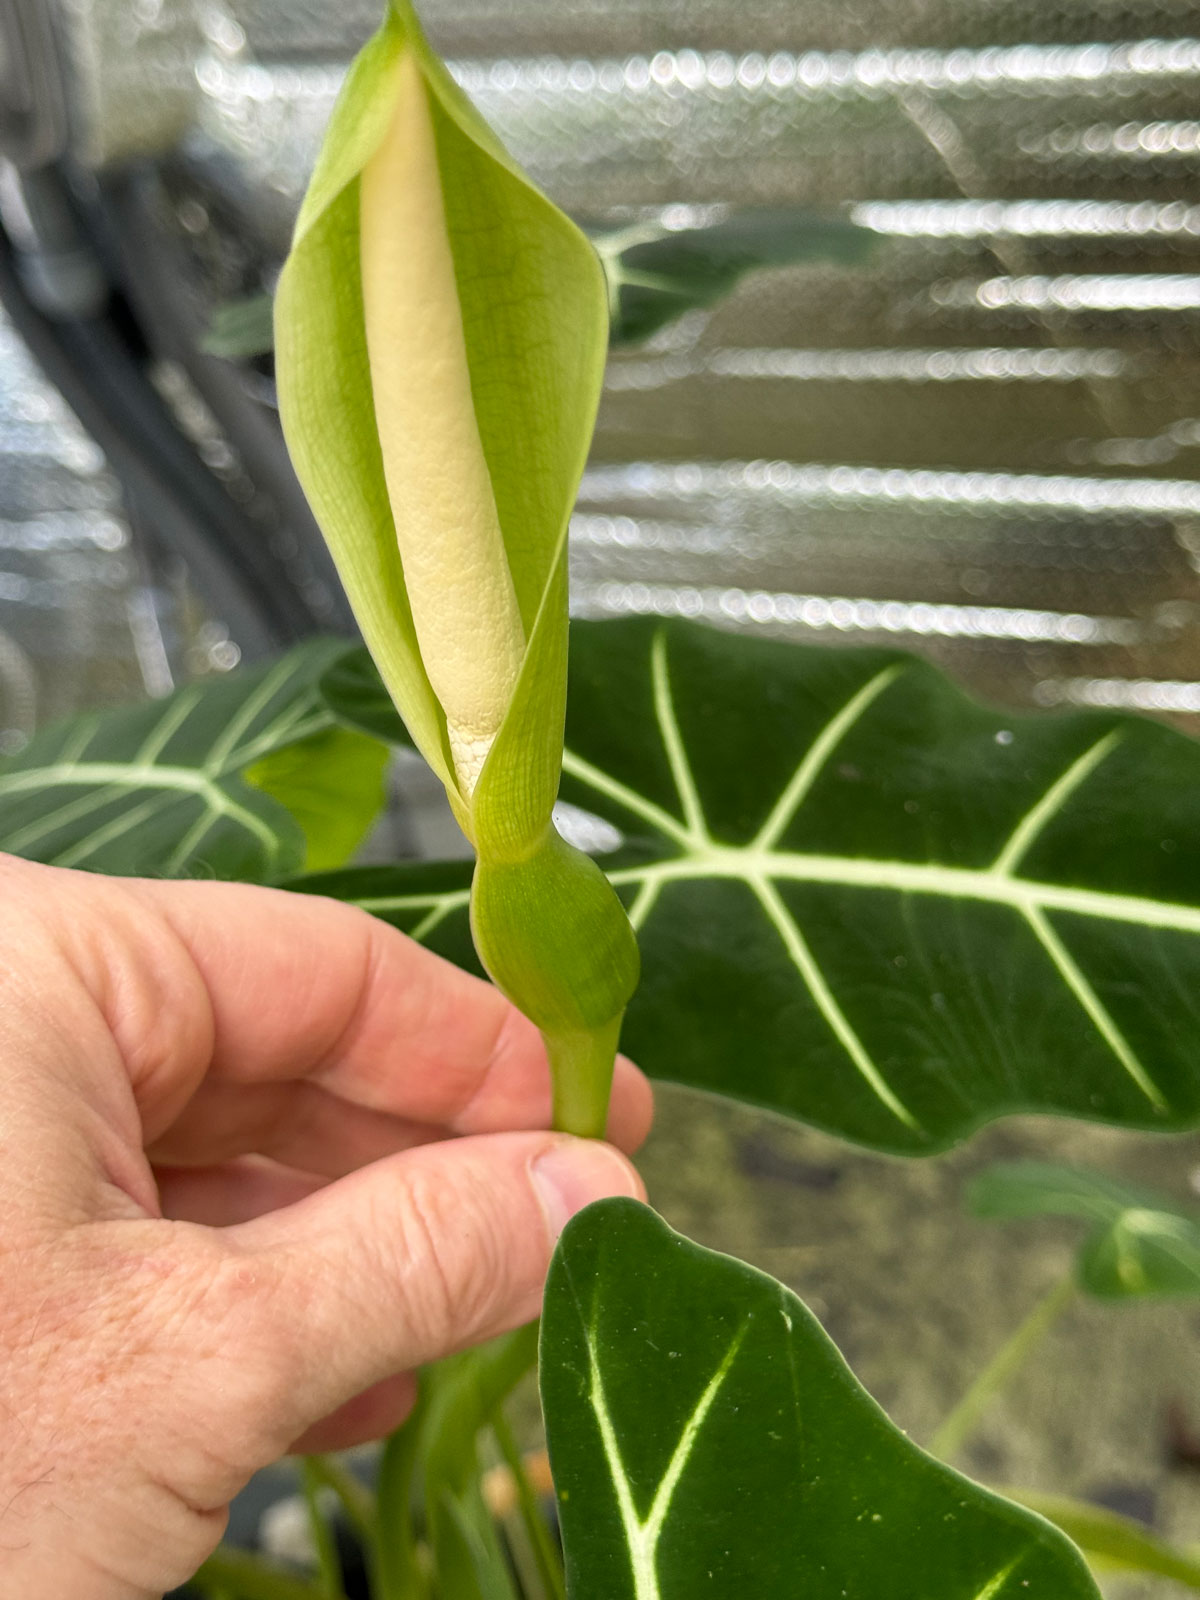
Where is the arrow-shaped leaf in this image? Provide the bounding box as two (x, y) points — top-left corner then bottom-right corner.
(0, 639), (372, 882)
(308, 616), (1200, 1155)
(970, 1162), (1200, 1299)
(541, 1198), (1100, 1600)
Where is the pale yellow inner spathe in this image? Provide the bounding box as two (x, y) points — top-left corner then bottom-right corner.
(360, 48), (525, 796)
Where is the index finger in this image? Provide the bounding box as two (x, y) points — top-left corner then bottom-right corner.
(120, 873), (652, 1147)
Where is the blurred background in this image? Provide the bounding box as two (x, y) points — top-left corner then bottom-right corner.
(5, 1), (1200, 1592)
(8, 0), (1200, 738)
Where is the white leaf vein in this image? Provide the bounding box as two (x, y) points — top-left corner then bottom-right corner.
(204, 653), (309, 773)
(992, 732), (1121, 878)
(0, 657), (328, 872)
(973, 1554), (1021, 1600)
(753, 875), (920, 1130)
(651, 629), (710, 845)
(585, 1320), (745, 1600)
(752, 663), (902, 852)
(563, 677), (1174, 1116)
(1022, 903), (1166, 1109)
(355, 671), (1189, 1121)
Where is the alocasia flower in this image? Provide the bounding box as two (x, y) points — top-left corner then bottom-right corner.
(274, 0), (638, 1134)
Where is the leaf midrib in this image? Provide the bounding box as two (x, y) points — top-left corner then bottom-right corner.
(343, 830), (1192, 1128)
(555, 634), (1200, 942)
(582, 1314), (747, 1600)
(0, 759), (287, 865)
(327, 626), (1200, 1134)
(353, 847), (1200, 941)
(603, 848), (1200, 937)
(0, 761), (236, 799)
(0, 713), (330, 802)
(0, 647), (330, 871)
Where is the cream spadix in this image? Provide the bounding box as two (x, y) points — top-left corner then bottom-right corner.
(359, 49), (525, 796)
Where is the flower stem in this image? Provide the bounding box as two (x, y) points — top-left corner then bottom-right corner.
(930, 1275), (1076, 1461)
(544, 1016), (622, 1138)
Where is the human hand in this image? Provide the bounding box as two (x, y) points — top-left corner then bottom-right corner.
(0, 855), (650, 1597)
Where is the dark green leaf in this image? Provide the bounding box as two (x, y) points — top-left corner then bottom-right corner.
(0, 639), (352, 881)
(597, 207), (876, 345)
(288, 858), (477, 970)
(311, 618), (1200, 1155)
(320, 647), (416, 747)
(541, 1199), (1099, 1600)
(970, 1162), (1200, 1299)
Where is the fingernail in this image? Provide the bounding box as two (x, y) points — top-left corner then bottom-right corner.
(530, 1139), (644, 1239)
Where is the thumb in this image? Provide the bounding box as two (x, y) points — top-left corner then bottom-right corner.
(226, 1131), (643, 1453)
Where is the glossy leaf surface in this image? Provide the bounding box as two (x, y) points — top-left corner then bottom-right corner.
(0, 640), (361, 882)
(970, 1162), (1200, 1298)
(541, 1199), (1099, 1600)
(312, 617), (1200, 1154)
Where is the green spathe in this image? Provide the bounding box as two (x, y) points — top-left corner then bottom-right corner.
(274, 0), (602, 830)
(473, 831), (641, 1135)
(273, 0), (636, 1130)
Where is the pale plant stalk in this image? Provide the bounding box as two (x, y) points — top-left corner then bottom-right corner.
(930, 1275), (1077, 1460)
(491, 1412), (566, 1600)
(545, 1020), (621, 1139)
(300, 1457), (345, 1598)
(303, 1453), (377, 1552)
